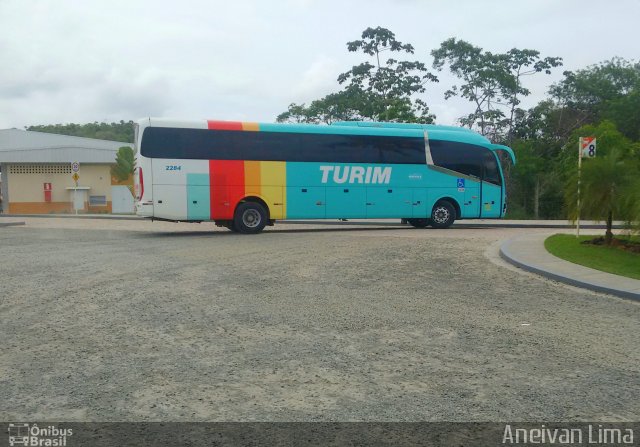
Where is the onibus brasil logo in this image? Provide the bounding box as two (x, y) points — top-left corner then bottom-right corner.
(8, 423), (73, 446)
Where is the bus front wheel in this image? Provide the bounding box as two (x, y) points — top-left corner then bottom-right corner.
(234, 202), (268, 234)
(406, 218), (429, 228)
(430, 201), (456, 229)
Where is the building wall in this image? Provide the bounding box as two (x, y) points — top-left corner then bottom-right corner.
(0, 163), (8, 213)
(6, 163), (113, 214)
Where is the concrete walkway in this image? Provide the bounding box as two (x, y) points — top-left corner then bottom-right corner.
(500, 232), (640, 301)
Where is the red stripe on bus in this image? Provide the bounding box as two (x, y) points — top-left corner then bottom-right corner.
(209, 160), (245, 220)
(207, 120), (243, 131)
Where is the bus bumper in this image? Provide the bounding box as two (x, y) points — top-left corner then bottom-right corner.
(136, 201), (154, 217)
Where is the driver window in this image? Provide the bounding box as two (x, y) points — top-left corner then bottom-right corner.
(483, 152), (501, 185)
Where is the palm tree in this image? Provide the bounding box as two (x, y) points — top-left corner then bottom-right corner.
(567, 148), (639, 244)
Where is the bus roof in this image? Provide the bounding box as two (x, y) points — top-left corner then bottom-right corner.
(331, 121), (478, 134)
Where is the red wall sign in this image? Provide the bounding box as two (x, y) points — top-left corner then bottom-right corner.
(44, 183), (52, 202)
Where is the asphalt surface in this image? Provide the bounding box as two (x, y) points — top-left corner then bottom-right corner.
(0, 220), (638, 422)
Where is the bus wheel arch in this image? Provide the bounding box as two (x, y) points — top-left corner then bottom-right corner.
(233, 196), (269, 234)
(239, 196), (271, 220)
(430, 198), (458, 229)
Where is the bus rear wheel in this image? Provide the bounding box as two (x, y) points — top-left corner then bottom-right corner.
(430, 201), (456, 229)
(406, 218), (430, 228)
(234, 202), (268, 234)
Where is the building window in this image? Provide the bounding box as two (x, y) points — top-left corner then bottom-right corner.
(9, 164), (72, 174)
(89, 195), (107, 206)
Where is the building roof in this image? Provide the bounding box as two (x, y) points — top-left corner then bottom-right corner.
(0, 129), (133, 164)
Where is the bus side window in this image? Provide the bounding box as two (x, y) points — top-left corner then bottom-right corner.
(430, 140), (482, 179)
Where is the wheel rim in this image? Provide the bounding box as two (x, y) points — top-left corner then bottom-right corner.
(433, 206), (450, 224)
(242, 209), (261, 228)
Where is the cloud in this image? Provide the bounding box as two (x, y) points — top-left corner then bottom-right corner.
(0, 0), (638, 127)
(290, 55), (341, 103)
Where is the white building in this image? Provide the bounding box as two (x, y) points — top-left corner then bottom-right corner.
(0, 129), (134, 214)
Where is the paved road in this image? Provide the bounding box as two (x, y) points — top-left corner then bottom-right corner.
(1, 220), (638, 421)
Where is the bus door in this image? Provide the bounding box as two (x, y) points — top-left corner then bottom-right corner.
(366, 187), (412, 218)
(186, 174), (210, 220)
(460, 179), (479, 218)
(480, 152), (502, 218)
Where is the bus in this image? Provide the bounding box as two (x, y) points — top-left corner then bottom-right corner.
(133, 118), (516, 233)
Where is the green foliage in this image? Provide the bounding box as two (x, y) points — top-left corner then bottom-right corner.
(601, 89), (640, 141)
(563, 121), (640, 241)
(545, 234), (640, 280)
(27, 121), (135, 143)
(558, 120), (639, 181)
(338, 27), (438, 122)
(111, 146), (135, 182)
(511, 58), (640, 220)
(509, 140), (562, 218)
(277, 27), (438, 124)
(549, 58), (640, 140)
(277, 89), (364, 124)
(431, 38), (561, 142)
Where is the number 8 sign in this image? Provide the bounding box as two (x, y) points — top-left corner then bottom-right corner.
(580, 137), (596, 158)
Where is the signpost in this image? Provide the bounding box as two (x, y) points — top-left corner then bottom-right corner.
(576, 137), (596, 237)
(71, 162), (80, 214)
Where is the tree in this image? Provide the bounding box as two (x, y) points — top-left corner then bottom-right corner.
(276, 89), (364, 124)
(27, 121), (135, 143)
(511, 140), (563, 219)
(111, 146), (135, 182)
(432, 38), (505, 138)
(337, 26), (438, 123)
(564, 121), (640, 244)
(277, 27), (438, 124)
(501, 49), (563, 142)
(432, 38), (561, 142)
(549, 58), (640, 140)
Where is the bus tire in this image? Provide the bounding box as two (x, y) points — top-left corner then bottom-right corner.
(406, 218), (429, 228)
(234, 202), (268, 234)
(430, 201), (456, 229)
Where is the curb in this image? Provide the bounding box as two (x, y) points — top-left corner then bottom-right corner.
(0, 214), (139, 220)
(0, 221), (26, 227)
(500, 236), (640, 302)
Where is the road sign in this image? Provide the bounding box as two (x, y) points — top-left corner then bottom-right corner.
(72, 172), (80, 182)
(580, 137), (596, 158)
(71, 161), (80, 172)
(576, 136), (597, 238)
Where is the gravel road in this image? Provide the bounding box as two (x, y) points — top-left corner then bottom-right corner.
(1, 219), (638, 421)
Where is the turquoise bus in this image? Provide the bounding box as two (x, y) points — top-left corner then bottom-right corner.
(134, 118), (515, 233)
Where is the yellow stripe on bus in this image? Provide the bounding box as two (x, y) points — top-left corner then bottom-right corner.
(260, 161), (286, 219)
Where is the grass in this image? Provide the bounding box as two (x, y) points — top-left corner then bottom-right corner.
(545, 234), (640, 280)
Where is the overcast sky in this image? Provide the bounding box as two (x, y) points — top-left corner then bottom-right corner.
(1, 0), (638, 129)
